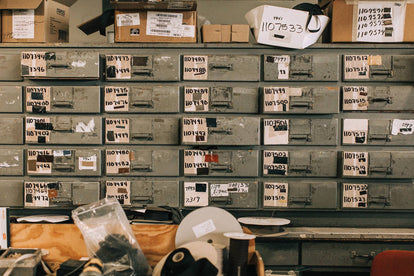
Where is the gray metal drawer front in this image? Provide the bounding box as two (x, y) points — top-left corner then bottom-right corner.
(302, 242), (414, 267)
(21, 51), (100, 79)
(182, 117), (260, 145)
(263, 87), (339, 114)
(105, 117), (179, 145)
(0, 180), (23, 206)
(263, 181), (337, 209)
(209, 181), (258, 209)
(105, 86), (179, 113)
(256, 242), (299, 266)
(27, 149), (101, 176)
(0, 149), (23, 176)
(342, 86), (414, 112)
(0, 86), (22, 113)
(183, 55), (260, 81)
(25, 116), (102, 144)
(342, 182), (414, 210)
(183, 149), (259, 177)
(264, 54), (339, 81)
(105, 54), (179, 81)
(184, 86), (259, 113)
(25, 86), (100, 114)
(342, 151), (414, 178)
(127, 180), (179, 207)
(343, 119), (414, 146)
(0, 117), (23, 144)
(0, 54), (22, 81)
(24, 181), (100, 207)
(264, 118), (338, 145)
(263, 150), (337, 177)
(106, 148), (179, 176)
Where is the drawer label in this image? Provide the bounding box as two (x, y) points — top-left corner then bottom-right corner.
(183, 56), (208, 80)
(106, 118), (130, 143)
(184, 150), (208, 175)
(182, 118), (208, 143)
(343, 183), (368, 208)
(264, 182), (288, 207)
(27, 149), (52, 174)
(343, 119), (368, 144)
(106, 150), (131, 174)
(105, 87), (129, 112)
(343, 151), (368, 177)
(26, 117), (51, 143)
(24, 182), (49, 207)
(79, 155), (97, 171)
(106, 55), (131, 79)
(106, 181), (130, 205)
(267, 55), (290, 80)
(264, 119), (289, 144)
(264, 151), (288, 176)
(342, 86), (368, 111)
(184, 87), (209, 112)
(26, 87), (51, 113)
(392, 119), (414, 135)
(344, 55), (369, 79)
(184, 182), (208, 207)
(21, 52), (46, 77)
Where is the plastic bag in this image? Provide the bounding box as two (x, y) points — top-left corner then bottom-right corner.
(72, 198), (151, 276)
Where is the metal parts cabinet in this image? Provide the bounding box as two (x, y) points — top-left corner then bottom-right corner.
(0, 43), (413, 273)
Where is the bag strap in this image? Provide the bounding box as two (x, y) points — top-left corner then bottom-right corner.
(293, 3), (324, 33)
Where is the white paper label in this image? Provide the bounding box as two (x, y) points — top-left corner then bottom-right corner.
(210, 184), (229, 197)
(79, 155), (97, 171)
(182, 118), (208, 143)
(106, 118), (129, 143)
(25, 117), (51, 143)
(117, 13), (140, 27)
(106, 150), (131, 174)
(0, 208), (8, 249)
(355, 2), (406, 42)
(264, 119), (289, 145)
(24, 182), (49, 207)
(106, 181), (130, 205)
(228, 183), (249, 193)
(184, 87), (209, 112)
(183, 56), (208, 80)
(184, 182), (208, 207)
(27, 149), (52, 174)
(192, 219), (216, 238)
(26, 87), (51, 112)
(392, 119), (414, 135)
(183, 25), (196, 37)
(53, 150), (71, 157)
(343, 183), (368, 208)
(263, 151), (288, 176)
(344, 55), (369, 79)
(106, 55), (131, 79)
(263, 87), (290, 112)
(183, 150), (208, 175)
(264, 183), (288, 207)
(342, 86), (369, 111)
(13, 10), (35, 39)
(75, 119), (95, 133)
(105, 87), (129, 112)
(269, 56), (290, 79)
(343, 119), (368, 144)
(147, 11), (184, 37)
(21, 52), (46, 77)
(343, 152), (368, 177)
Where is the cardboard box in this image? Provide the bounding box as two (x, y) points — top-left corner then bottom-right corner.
(114, 10), (197, 43)
(245, 5), (329, 49)
(202, 24), (249, 43)
(0, 0), (77, 43)
(330, 0), (414, 42)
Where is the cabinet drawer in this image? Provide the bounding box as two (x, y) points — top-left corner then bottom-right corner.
(0, 86), (22, 113)
(0, 148), (24, 176)
(0, 117), (23, 144)
(0, 54), (21, 81)
(256, 242), (299, 266)
(0, 180), (23, 206)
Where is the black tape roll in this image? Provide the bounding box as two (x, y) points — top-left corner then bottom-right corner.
(161, 248), (195, 276)
(227, 239), (249, 276)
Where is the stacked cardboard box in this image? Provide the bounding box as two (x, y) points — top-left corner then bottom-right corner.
(202, 24), (250, 43)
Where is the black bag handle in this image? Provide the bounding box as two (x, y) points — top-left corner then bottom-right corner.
(293, 3), (324, 33)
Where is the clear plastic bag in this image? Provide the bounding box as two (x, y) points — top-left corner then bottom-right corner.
(72, 198), (151, 276)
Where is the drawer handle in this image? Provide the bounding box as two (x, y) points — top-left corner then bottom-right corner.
(290, 165), (311, 173)
(131, 195), (153, 204)
(131, 164), (152, 172)
(290, 196), (312, 205)
(210, 101), (232, 108)
(369, 166), (392, 174)
(53, 164), (75, 171)
(290, 101), (313, 109)
(371, 69), (393, 77)
(131, 133), (153, 141)
(210, 164), (233, 173)
(132, 69), (153, 76)
(50, 197), (72, 204)
(48, 63), (71, 69)
(369, 195), (391, 206)
(210, 64), (233, 71)
(368, 134), (391, 142)
(52, 101), (74, 108)
(211, 196), (232, 204)
(289, 134), (311, 141)
(132, 100), (154, 108)
(290, 70), (313, 77)
(53, 127), (73, 133)
(209, 128), (232, 135)
(369, 97), (392, 104)
(350, 251), (375, 260)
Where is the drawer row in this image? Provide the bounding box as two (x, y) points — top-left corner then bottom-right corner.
(1, 179), (414, 210)
(5, 52), (413, 82)
(1, 116), (414, 146)
(0, 148), (412, 178)
(2, 85), (414, 114)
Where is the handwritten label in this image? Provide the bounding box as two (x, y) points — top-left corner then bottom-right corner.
(79, 155), (97, 171)
(228, 183), (249, 193)
(344, 55), (369, 79)
(183, 56), (208, 80)
(13, 10), (35, 39)
(184, 150), (208, 175)
(25, 117), (51, 143)
(264, 182), (288, 207)
(106, 55), (131, 79)
(343, 119), (368, 144)
(116, 13), (140, 27)
(210, 184), (229, 197)
(392, 119), (414, 135)
(24, 182), (49, 207)
(27, 149), (52, 174)
(106, 118), (129, 143)
(263, 87), (289, 112)
(105, 87), (129, 112)
(264, 119), (289, 145)
(106, 150), (131, 174)
(343, 152), (368, 177)
(21, 52), (46, 77)
(106, 181), (130, 205)
(342, 86), (368, 111)
(192, 219), (216, 238)
(343, 183), (368, 208)
(263, 151), (288, 176)
(184, 87), (209, 112)
(182, 118), (208, 143)
(184, 182), (208, 207)
(26, 87), (51, 112)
